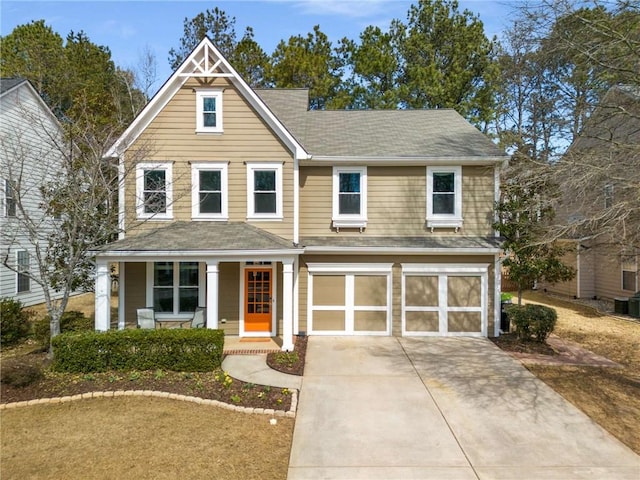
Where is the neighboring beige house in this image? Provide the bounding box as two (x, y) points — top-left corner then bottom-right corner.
(95, 38), (507, 350)
(540, 85), (639, 301)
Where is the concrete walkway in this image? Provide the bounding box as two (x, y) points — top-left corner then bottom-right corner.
(222, 354), (302, 390)
(288, 336), (639, 480)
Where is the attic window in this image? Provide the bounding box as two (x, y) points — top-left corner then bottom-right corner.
(196, 90), (223, 133)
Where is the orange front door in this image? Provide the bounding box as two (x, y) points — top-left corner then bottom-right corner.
(245, 268), (272, 332)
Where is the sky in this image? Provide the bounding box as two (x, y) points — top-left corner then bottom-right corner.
(1, 0), (518, 93)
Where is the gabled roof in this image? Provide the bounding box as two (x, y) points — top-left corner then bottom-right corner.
(0, 77), (27, 95)
(256, 89), (506, 162)
(105, 38), (308, 159)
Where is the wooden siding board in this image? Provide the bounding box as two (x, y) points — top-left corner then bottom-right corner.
(299, 165), (495, 237)
(124, 79), (294, 239)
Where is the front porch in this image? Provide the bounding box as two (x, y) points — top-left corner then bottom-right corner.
(94, 222), (302, 351)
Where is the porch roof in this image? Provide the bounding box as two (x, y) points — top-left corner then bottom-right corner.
(300, 235), (502, 254)
(96, 222), (299, 256)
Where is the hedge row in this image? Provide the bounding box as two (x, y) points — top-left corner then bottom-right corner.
(51, 328), (224, 373)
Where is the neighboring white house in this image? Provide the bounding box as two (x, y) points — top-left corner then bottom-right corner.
(0, 78), (67, 306)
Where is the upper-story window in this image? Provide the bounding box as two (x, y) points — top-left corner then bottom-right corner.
(136, 163), (173, 220)
(191, 162), (228, 220)
(247, 162), (283, 220)
(4, 179), (16, 217)
(196, 90), (223, 133)
(16, 250), (30, 293)
(332, 166), (367, 229)
(426, 166), (462, 229)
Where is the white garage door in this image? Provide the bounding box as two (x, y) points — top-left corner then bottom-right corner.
(402, 264), (488, 336)
(307, 263), (392, 335)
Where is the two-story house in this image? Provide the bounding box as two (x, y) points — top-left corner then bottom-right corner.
(0, 78), (67, 306)
(539, 85), (639, 301)
(95, 38), (507, 350)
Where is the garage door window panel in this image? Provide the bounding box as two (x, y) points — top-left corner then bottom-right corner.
(405, 311), (439, 332)
(447, 276), (481, 307)
(448, 312), (482, 333)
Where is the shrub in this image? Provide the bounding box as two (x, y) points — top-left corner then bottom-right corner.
(0, 298), (34, 347)
(0, 358), (44, 387)
(51, 328), (225, 373)
(34, 310), (93, 346)
(507, 304), (558, 342)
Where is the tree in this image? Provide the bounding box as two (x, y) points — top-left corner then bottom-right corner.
(268, 25), (343, 109)
(1, 21), (145, 141)
(494, 157), (575, 304)
(168, 7), (238, 70)
(0, 92), (155, 351)
(337, 26), (400, 109)
(496, 1), (639, 251)
(229, 27), (270, 88)
(133, 44), (158, 101)
(394, 0), (500, 128)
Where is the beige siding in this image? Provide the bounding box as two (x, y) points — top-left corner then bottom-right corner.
(124, 262), (147, 323)
(539, 247), (579, 298)
(124, 77), (294, 239)
(593, 251), (638, 300)
(219, 262), (240, 322)
(299, 165), (494, 237)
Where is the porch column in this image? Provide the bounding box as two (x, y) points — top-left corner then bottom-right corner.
(95, 259), (111, 331)
(118, 262), (125, 330)
(282, 258), (294, 351)
(206, 261), (219, 329)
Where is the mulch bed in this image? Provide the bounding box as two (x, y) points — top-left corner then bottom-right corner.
(266, 335), (307, 376)
(491, 333), (557, 356)
(1, 336), (310, 409)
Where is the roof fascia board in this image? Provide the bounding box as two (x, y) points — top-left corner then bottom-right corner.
(302, 246), (501, 255)
(95, 248), (304, 261)
(105, 38), (308, 159)
(302, 156), (508, 166)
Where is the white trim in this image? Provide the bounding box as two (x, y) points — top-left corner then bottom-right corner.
(293, 158), (299, 244)
(135, 162), (173, 220)
(195, 89), (223, 133)
(426, 165), (463, 229)
(96, 250), (302, 262)
(494, 255), (501, 337)
(307, 263), (393, 336)
(303, 246), (500, 255)
(118, 262), (125, 330)
(118, 155), (125, 239)
(401, 263), (488, 337)
(246, 162), (283, 220)
(303, 156), (507, 166)
(494, 165), (501, 238)
(332, 166), (367, 229)
(191, 162), (228, 220)
(307, 263), (393, 274)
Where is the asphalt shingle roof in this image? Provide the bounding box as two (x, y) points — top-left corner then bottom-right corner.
(0, 78), (26, 95)
(301, 236), (502, 250)
(100, 222), (297, 252)
(256, 89), (505, 158)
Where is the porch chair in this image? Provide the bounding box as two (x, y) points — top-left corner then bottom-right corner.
(136, 308), (156, 329)
(191, 307), (206, 328)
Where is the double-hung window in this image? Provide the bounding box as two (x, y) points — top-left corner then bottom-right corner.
(4, 179), (16, 217)
(196, 90), (223, 133)
(426, 166), (462, 229)
(136, 163), (173, 219)
(191, 162), (228, 220)
(150, 262), (200, 315)
(332, 166), (367, 229)
(622, 254), (637, 292)
(16, 250), (30, 293)
(247, 163), (283, 220)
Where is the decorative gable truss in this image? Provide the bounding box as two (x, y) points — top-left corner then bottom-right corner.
(106, 38), (307, 160)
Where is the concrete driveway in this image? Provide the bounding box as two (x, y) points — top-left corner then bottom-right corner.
(288, 336), (639, 479)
